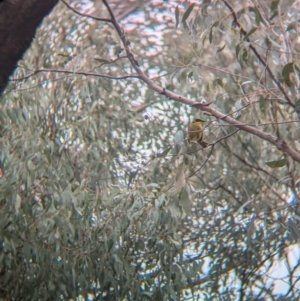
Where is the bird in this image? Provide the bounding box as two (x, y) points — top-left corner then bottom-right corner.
(188, 118), (209, 148)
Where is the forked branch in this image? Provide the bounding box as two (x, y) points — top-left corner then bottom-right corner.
(62, 0), (300, 163)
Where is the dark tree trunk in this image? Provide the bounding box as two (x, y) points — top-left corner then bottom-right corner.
(0, 0), (59, 94)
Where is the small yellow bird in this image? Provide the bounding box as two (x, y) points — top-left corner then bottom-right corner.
(188, 118), (209, 148)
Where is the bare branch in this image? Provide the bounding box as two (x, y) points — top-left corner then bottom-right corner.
(61, 0), (112, 23)
(12, 68), (140, 81)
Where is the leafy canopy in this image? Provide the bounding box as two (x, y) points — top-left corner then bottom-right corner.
(1, 0), (300, 300)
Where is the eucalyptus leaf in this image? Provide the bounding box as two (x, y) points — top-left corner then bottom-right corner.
(182, 4), (195, 25)
(265, 159), (287, 168)
(175, 5), (180, 28)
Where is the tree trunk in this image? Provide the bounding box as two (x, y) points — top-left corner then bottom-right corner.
(0, 0), (59, 94)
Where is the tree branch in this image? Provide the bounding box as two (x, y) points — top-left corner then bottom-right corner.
(61, 0), (112, 23)
(13, 68), (140, 81)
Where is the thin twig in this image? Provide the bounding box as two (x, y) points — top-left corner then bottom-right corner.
(61, 0), (112, 23)
(12, 68), (140, 81)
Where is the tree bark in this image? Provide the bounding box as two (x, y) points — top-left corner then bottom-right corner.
(0, 0), (59, 94)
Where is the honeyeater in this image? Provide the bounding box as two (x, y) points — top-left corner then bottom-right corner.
(188, 118), (209, 148)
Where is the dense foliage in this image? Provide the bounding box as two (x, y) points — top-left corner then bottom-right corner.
(1, 0), (300, 300)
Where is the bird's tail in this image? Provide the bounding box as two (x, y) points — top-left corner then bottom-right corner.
(199, 140), (210, 148)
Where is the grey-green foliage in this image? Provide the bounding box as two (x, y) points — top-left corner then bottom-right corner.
(1, 0), (300, 300)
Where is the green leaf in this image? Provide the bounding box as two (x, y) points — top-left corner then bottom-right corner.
(215, 44), (226, 61)
(281, 62), (294, 86)
(271, 0), (280, 12)
(201, 0), (211, 15)
(215, 78), (225, 88)
(259, 96), (268, 114)
(15, 193), (21, 214)
(270, 1), (280, 20)
(157, 146), (172, 157)
(286, 22), (296, 31)
(242, 48), (249, 63)
(206, 82), (212, 91)
(180, 188), (191, 215)
(236, 43), (241, 58)
(175, 5), (180, 28)
(295, 98), (300, 112)
(282, 62), (294, 77)
(57, 53), (70, 58)
(94, 58), (110, 64)
(236, 46), (248, 68)
(182, 4), (195, 24)
(265, 159), (287, 168)
(182, 20), (189, 31)
(27, 160), (34, 171)
(287, 219), (300, 240)
(249, 7), (264, 25)
(114, 45), (123, 56)
(65, 164), (74, 178)
(209, 21), (219, 44)
(244, 27), (257, 40)
(173, 162), (186, 194)
(167, 239), (182, 253)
